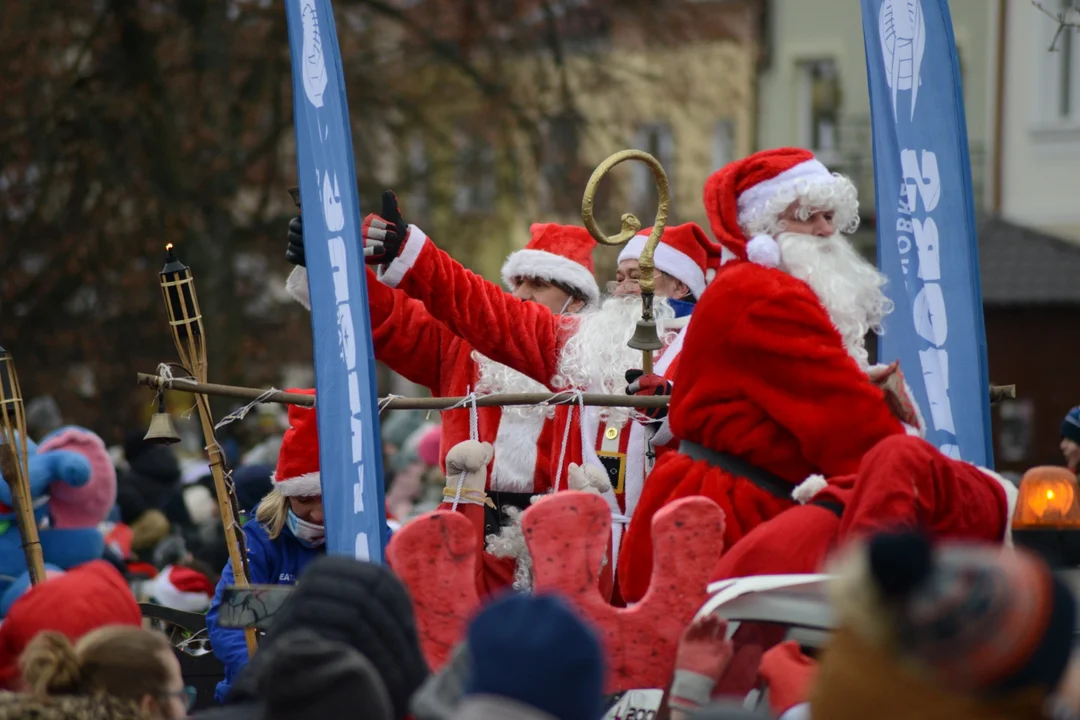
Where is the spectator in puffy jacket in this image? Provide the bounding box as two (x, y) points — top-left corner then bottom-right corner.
(196, 555), (429, 720)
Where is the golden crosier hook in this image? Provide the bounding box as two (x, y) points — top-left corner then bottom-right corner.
(581, 149), (671, 296)
(581, 149), (670, 373)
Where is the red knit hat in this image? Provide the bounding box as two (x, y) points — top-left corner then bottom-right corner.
(146, 564), (215, 613)
(274, 388), (321, 497)
(616, 222), (722, 298)
(501, 224), (600, 306)
(0, 560), (142, 689)
(703, 148), (852, 269)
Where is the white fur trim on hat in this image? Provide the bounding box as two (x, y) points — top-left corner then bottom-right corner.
(500, 248), (601, 306)
(746, 234), (781, 268)
(792, 474), (828, 504)
(737, 158), (833, 225)
(146, 569), (212, 613)
(274, 470), (322, 497)
(617, 234), (707, 298)
(977, 466), (1018, 547)
(286, 266), (311, 311)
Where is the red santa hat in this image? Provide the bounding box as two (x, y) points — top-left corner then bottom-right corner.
(0, 561), (142, 689)
(146, 564), (215, 613)
(703, 147), (857, 269)
(616, 222), (721, 299)
(501, 224), (600, 307)
(274, 388), (321, 497)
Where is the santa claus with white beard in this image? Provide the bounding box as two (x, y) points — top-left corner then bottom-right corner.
(359, 199), (719, 597)
(284, 207), (601, 595)
(616, 148), (1016, 603)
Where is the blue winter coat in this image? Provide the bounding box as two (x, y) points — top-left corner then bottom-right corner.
(206, 520), (322, 703)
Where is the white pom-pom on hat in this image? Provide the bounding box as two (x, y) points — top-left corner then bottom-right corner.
(746, 234), (781, 268)
(792, 474), (828, 504)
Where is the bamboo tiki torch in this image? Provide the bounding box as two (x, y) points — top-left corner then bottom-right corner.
(581, 150), (671, 374)
(159, 245), (258, 656)
(0, 345), (47, 585)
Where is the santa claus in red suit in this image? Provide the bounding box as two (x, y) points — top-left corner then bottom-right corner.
(284, 206), (600, 595)
(358, 197), (719, 598)
(616, 147), (1017, 603)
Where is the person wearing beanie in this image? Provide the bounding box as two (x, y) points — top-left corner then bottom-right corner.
(205, 389), (326, 703)
(810, 531), (1077, 720)
(1061, 406), (1080, 472)
(617, 148), (1013, 603)
(0, 560), (143, 690)
(199, 556), (429, 720)
(285, 195), (602, 597)
(194, 629), (394, 720)
(352, 193), (722, 602)
(454, 592), (605, 720)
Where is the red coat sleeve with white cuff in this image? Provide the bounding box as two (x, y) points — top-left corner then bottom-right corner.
(380, 227), (568, 389)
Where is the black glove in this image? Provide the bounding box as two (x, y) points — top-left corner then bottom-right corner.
(286, 215), (306, 268)
(363, 190), (408, 265)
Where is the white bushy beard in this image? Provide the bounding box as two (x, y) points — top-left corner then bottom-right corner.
(776, 232), (893, 370)
(552, 295), (677, 425)
(472, 352), (556, 420)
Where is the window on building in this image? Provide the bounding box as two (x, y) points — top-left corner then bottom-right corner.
(454, 130), (497, 214)
(1038, 1), (1080, 126)
(712, 119), (736, 171)
(795, 58), (840, 161)
(632, 122), (675, 221)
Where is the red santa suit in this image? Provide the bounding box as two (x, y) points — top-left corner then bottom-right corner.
(375, 220), (719, 597)
(285, 225), (600, 594)
(617, 148), (1014, 602)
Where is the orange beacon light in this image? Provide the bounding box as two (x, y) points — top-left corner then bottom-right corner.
(1012, 466), (1080, 567)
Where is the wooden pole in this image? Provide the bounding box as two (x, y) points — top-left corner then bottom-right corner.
(0, 442), (46, 585)
(137, 373), (669, 410)
(0, 347), (47, 586)
(158, 248), (258, 657)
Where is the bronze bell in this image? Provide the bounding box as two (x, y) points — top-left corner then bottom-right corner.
(627, 319), (664, 352)
(144, 396), (181, 445)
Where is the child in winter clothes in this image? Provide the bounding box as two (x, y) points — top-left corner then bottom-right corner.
(205, 391), (326, 703)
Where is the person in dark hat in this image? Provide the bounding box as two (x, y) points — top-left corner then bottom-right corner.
(452, 593), (605, 720)
(1061, 405), (1080, 472)
(811, 531), (1077, 720)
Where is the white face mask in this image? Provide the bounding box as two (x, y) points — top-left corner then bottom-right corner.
(286, 509), (325, 547)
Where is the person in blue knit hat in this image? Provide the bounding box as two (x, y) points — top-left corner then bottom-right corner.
(1061, 406), (1080, 472)
(454, 593), (605, 720)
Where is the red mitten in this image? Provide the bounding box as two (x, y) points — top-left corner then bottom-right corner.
(758, 640), (817, 717)
(669, 615), (733, 712)
(625, 369), (672, 422)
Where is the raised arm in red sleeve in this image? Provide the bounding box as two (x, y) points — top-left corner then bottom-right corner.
(378, 227), (567, 389)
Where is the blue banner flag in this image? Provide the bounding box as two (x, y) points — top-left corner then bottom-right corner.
(860, 0), (993, 467)
(283, 0), (387, 560)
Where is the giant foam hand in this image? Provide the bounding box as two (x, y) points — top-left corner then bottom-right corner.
(388, 490), (725, 693)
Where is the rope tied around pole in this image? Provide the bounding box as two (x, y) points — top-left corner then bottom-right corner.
(552, 390), (586, 493)
(446, 390), (481, 512)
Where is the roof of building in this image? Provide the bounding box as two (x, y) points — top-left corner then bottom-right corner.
(978, 215), (1080, 305)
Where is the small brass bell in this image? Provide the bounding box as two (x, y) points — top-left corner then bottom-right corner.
(627, 319), (664, 352)
(144, 396), (181, 445)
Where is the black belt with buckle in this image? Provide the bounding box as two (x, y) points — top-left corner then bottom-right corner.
(679, 440), (842, 517)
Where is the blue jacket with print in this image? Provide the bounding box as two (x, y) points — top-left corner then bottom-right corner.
(206, 519), (322, 703)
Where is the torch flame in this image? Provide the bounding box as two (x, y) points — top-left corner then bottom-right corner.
(166, 243), (174, 251)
